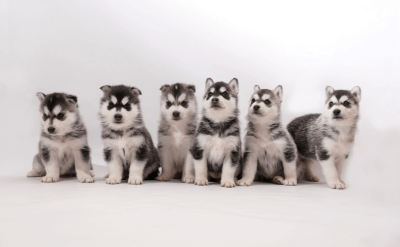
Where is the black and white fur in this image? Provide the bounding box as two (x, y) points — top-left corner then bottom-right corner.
(157, 83), (197, 183)
(99, 85), (160, 185)
(190, 78), (241, 188)
(287, 86), (362, 189)
(237, 85), (299, 186)
(27, 93), (95, 183)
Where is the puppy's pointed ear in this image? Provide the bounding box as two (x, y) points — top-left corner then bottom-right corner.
(130, 86), (142, 95)
(66, 95), (78, 105)
(351, 86), (361, 102)
(254, 85), (260, 93)
(274, 85), (283, 101)
(326, 86), (335, 99)
(229, 78), (239, 94)
(187, 84), (196, 93)
(36, 92), (46, 103)
(205, 78), (214, 90)
(159, 84), (170, 92)
(100, 85), (111, 93)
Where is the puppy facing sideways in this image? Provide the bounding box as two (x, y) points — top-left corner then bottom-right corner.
(287, 86), (362, 189)
(99, 85), (160, 185)
(190, 78), (241, 188)
(237, 85), (299, 186)
(27, 93), (94, 183)
(157, 83), (197, 183)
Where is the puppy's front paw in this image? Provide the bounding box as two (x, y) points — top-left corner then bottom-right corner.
(78, 175), (95, 183)
(283, 178), (297, 186)
(328, 180), (345, 189)
(194, 178), (209, 186)
(236, 178), (253, 186)
(106, 177), (121, 185)
(128, 178), (143, 185)
(156, 174), (172, 181)
(41, 176), (59, 183)
(221, 180), (236, 188)
(182, 176), (195, 184)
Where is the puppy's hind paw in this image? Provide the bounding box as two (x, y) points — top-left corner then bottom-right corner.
(182, 176), (195, 184)
(41, 176), (59, 183)
(27, 170), (43, 177)
(272, 176), (284, 185)
(221, 180), (236, 188)
(328, 180), (345, 189)
(236, 178), (253, 186)
(306, 174), (319, 182)
(106, 177), (121, 185)
(156, 174), (172, 181)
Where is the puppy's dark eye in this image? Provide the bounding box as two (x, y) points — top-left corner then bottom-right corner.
(181, 101), (188, 107)
(57, 113), (64, 120)
(251, 99), (256, 103)
(166, 101), (172, 108)
(329, 102), (334, 108)
(108, 102), (114, 110)
(43, 114), (48, 121)
(124, 104), (131, 111)
(222, 92), (229, 98)
(208, 92), (213, 97)
(264, 99), (271, 105)
(343, 101), (350, 107)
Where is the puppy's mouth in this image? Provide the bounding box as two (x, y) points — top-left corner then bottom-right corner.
(114, 120), (123, 124)
(252, 111), (262, 116)
(333, 116), (344, 120)
(172, 116), (181, 121)
(211, 103), (222, 109)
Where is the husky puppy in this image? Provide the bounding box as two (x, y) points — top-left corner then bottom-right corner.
(190, 78), (241, 188)
(99, 85), (160, 185)
(287, 86), (362, 189)
(157, 83), (197, 183)
(27, 93), (94, 183)
(237, 85), (299, 186)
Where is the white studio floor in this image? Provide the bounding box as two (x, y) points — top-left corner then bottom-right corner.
(0, 165), (399, 247)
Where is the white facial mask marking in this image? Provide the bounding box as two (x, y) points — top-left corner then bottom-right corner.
(121, 96), (129, 105)
(167, 94), (175, 102)
(220, 87), (226, 93)
(339, 95), (349, 103)
(253, 94), (260, 100)
(53, 105), (62, 115)
(262, 94), (270, 100)
(210, 88), (215, 93)
(178, 93), (186, 102)
(44, 107), (50, 115)
(111, 96), (117, 104)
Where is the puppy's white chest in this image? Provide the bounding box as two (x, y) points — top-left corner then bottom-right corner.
(106, 135), (144, 161)
(199, 134), (238, 163)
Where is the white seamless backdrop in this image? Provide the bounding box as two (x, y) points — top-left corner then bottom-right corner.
(0, 1), (400, 245)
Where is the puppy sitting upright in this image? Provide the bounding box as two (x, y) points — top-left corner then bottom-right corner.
(99, 85), (160, 185)
(287, 86), (362, 189)
(237, 85), (298, 186)
(190, 78), (241, 188)
(27, 93), (94, 183)
(157, 83), (197, 183)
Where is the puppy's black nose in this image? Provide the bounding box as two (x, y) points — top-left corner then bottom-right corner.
(114, 114), (122, 121)
(173, 111), (180, 118)
(48, 127), (55, 133)
(333, 109), (341, 116)
(212, 98), (219, 103)
(253, 105), (260, 111)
